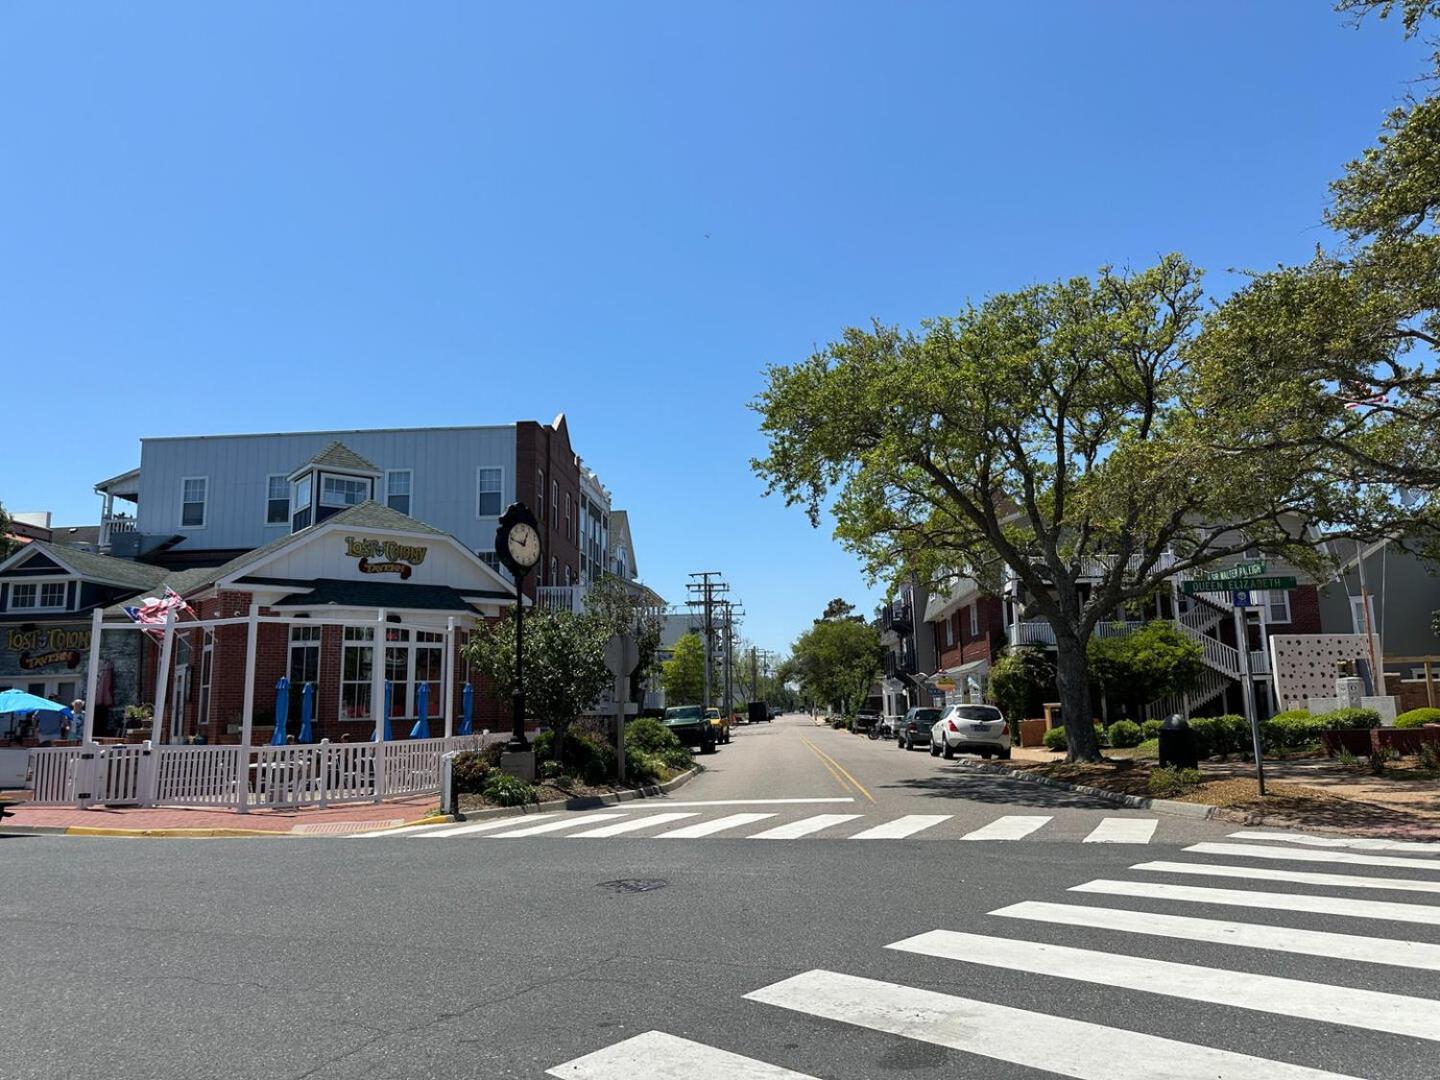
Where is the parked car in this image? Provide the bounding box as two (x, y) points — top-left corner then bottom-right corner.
(748, 701), (772, 724)
(930, 704), (1010, 759)
(854, 708), (882, 734)
(897, 707), (942, 751)
(664, 705), (718, 754)
(705, 707), (732, 744)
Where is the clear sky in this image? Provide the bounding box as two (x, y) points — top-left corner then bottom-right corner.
(0, 2), (1425, 654)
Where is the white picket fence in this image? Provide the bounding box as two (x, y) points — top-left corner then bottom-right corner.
(26, 734), (505, 811)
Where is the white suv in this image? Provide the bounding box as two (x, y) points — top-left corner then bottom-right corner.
(930, 704), (1011, 760)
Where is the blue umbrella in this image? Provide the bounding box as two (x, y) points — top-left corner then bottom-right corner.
(458, 683), (474, 736)
(374, 681), (395, 741)
(269, 677), (291, 745)
(297, 683), (315, 743)
(0, 689), (75, 718)
(410, 682), (431, 739)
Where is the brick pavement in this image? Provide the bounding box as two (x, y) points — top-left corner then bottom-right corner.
(0, 793), (441, 834)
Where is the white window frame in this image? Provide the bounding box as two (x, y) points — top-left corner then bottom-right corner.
(1263, 589), (1291, 625)
(476, 466), (504, 519)
(385, 469), (413, 516)
(180, 476), (208, 529)
(944, 617), (955, 648)
(8, 579), (70, 612)
(265, 474), (289, 526)
(340, 626), (375, 722)
(536, 468), (544, 522)
(320, 475), (370, 509)
(565, 493), (572, 541)
(551, 481), (559, 530)
(969, 602), (979, 638)
(1351, 594), (1377, 636)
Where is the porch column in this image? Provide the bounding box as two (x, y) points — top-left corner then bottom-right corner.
(371, 608), (387, 743)
(443, 616), (455, 739)
(236, 602), (260, 813)
(82, 608), (102, 743)
(152, 609), (178, 745)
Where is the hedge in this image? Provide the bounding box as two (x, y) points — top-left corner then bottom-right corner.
(1396, 707), (1440, 729)
(1042, 726), (1068, 751)
(1106, 720), (1144, 748)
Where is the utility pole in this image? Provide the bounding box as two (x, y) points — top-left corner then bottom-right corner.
(686, 572), (728, 709)
(720, 601), (744, 717)
(750, 646), (758, 705)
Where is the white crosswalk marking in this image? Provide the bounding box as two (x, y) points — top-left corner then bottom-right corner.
(349, 820), (472, 838)
(960, 815), (1051, 841)
(1135, 859), (1440, 895)
(1186, 841), (1440, 872)
(887, 928), (1440, 1041)
(569, 813), (699, 837)
(547, 1030), (820, 1080)
(745, 970), (1362, 1080)
(1083, 817), (1158, 844)
(748, 814), (863, 840)
(491, 813), (630, 838)
(1073, 878), (1440, 925)
(992, 899), (1440, 971)
(412, 815), (560, 838)
(849, 814), (950, 839)
(1230, 829), (1440, 855)
(654, 812), (776, 838)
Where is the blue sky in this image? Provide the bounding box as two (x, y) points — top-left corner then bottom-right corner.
(0, 2), (1425, 653)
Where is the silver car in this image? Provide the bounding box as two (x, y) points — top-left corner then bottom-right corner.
(930, 704), (1011, 760)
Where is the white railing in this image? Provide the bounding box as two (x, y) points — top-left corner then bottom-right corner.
(1177, 621), (1241, 677)
(1150, 666), (1231, 721)
(1179, 594), (1228, 633)
(535, 585), (588, 613)
(1014, 621), (1056, 645)
(1093, 621), (1147, 639)
(26, 733), (508, 811)
(1076, 551), (1176, 580)
(1249, 649), (1271, 676)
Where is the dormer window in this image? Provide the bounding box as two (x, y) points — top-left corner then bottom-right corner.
(321, 476), (370, 508)
(286, 441), (381, 532)
(292, 475), (313, 532)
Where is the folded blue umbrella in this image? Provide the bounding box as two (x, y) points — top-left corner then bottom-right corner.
(410, 682), (431, 740)
(297, 683), (314, 743)
(270, 678), (290, 745)
(458, 683), (474, 736)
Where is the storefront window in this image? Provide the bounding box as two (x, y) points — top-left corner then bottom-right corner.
(341, 626), (374, 720)
(289, 625), (320, 719)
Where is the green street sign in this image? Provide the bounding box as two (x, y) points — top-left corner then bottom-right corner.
(1194, 560), (1266, 582)
(1182, 575), (1297, 595)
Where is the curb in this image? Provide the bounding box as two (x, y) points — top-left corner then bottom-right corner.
(452, 764), (703, 823)
(0, 811), (455, 839)
(952, 759), (1219, 820)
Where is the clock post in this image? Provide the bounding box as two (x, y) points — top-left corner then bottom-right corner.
(494, 502), (542, 754)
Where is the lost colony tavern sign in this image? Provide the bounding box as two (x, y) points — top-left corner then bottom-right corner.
(344, 536), (428, 580)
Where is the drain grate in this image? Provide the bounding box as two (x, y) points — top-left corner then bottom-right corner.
(596, 878), (669, 894)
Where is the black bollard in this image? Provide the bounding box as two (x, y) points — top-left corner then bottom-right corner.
(1158, 713), (1197, 770)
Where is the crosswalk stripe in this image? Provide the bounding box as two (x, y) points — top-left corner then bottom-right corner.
(1073, 878), (1440, 925)
(1230, 829), (1440, 855)
(654, 812), (775, 838)
(745, 970), (1361, 1080)
(991, 899), (1440, 972)
(1083, 817), (1158, 844)
(1186, 841), (1440, 872)
(748, 814), (863, 840)
(849, 814), (951, 839)
(1136, 859), (1440, 895)
(619, 798), (854, 807)
(547, 1029), (820, 1079)
(569, 813), (699, 837)
(349, 821), (469, 838)
(887, 928), (1440, 1042)
(412, 815), (560, 838)
(960, 815), (1051, 841)
(491, 813), (630, 838)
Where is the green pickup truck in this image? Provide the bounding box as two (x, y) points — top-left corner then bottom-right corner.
(663, 705), (718, 754)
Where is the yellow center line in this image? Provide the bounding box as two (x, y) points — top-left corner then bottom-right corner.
(805, 741), (854, 795)
(802, 738), (876, 804)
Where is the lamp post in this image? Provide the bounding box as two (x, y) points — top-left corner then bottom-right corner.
(494, 502), (542, 752)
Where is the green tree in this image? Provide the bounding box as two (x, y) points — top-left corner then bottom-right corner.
(0, 501), (13, 560)
(1088, 622), (1204, 724)
(584, 574), (664, 705)
(789, 614), (883, 716)
(661, 632), (707, 706)
(463, 604), (614, 764)
(987, 648), (1056, 727)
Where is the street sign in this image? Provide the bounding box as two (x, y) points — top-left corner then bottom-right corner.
(1181, 575), (1297, 595)
(1232, 590), (1252, 607)
(1194, 559), (1266, 583)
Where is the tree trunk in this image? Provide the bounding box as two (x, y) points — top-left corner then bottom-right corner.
(1054, 631), (1102, 762)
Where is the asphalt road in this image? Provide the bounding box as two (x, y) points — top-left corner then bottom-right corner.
(5, 714), (1437, 1079)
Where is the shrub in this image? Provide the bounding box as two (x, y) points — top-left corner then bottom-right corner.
(1042, 726), (1068, 752)
(533, 728), (617, 783)
(1187, 715), (1249, 757)
(1317, 707), (1382, 730)
(539, 759), (565, 782)
(1141, 719), (1163, 740)
(626, 748), (663, 785)
(1261, 710), (1327, 751)
(1106, 720), (1144, 749)
(1148, 766), (1203, 798)
(1396, 707), (1440, 729)
(1419, 742), (1440, 770)
(483, 772), (537, 806)
(451, 751), (493, 794)
(625, 718), (692, 771)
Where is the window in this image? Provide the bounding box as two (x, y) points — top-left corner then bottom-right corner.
(40, 582), (66, 609)
(10, 584), (36, 609)
(181, 477), (208, 528)
(565, 494), (572, 541)
(476, 466), (503, 517)
(291, 475), (313, 531)
(969, 603), (979, 638)
(550, 557), (558, 586)
(551, 481), (559, 529)
(1351, 594), (1377, 636)
(563, 564), (572, 586)
(321, 475), (369, 508)
(537, 469), (544, 522)
(341, 626), (374, 720)
(1264, 589), (1291, 625)
(266, 475), (289, 525)
(385, 469), (412, 516)
(289, 624), (321, 698)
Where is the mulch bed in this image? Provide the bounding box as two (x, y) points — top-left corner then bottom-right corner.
(457, 765), (689, 812)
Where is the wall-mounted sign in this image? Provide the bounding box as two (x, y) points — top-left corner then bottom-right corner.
(344, 536), (428, 580)
(4, 626), (90, 671)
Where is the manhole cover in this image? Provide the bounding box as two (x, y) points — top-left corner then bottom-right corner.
(596, 878), (669, 894)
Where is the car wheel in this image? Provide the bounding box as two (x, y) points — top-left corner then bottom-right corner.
(702, 740), (716, 755)
(942, 741), (955, 760)
(929, 741), (940, 757)
(979, 750), (992, 760)
(998, 747), (1011, 760)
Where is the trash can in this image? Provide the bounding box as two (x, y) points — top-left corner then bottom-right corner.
(1158, 714), (1197, 770)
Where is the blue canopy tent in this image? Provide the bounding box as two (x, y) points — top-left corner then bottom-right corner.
(297, 683), (315, 743)
(410, 682), (431, 740)
(269, 678), (291, 745)
(458, 683), (474, 736)
(0, 690), (76, 741)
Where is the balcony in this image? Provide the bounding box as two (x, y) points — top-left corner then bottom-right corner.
(882, 600), (913, 633)
(535, 585), (588, 613)
(883, 647), (919, 679)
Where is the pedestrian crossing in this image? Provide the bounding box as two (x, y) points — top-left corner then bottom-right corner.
(369, 809), (1174, 842)
(548, 826), (1440, 1078)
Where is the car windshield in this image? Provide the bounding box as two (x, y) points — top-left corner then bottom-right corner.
(665, 707), (703, 723)
(910, 710), (941, 724)
(949, 705), (1003, 722)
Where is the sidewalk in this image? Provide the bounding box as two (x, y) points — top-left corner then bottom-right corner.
(0, 793), (443, 836)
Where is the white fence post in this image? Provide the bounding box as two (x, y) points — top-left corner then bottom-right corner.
(371, 608), (387, 745)
(443, 616), (455, 739)
(318, 739), (331, 808)
(140, 739), (158, 807)
(82, 609), (103, 743)
(152, 609), (177, 746)
(235, 602), (260, 813)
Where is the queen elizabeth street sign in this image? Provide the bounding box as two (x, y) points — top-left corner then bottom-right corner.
(1182, 575), (1297, 595)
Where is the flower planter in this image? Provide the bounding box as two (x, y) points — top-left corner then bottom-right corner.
(1019, 718), (1048, 748)
(1371, 725), (1440, 756)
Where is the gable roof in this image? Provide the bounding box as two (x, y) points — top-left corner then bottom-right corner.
(0, 540), (167, 591)
(300, 441), (380, 474)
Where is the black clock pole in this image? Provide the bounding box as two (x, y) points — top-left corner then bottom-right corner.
(495, 501), (540, 754)
(510, 572), (528, 751)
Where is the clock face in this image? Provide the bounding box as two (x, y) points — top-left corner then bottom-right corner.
(506, 522), (541, 569)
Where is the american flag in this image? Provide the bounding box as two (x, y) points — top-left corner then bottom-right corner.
(1341, 383), (1388, 410)
(123, 588), (194, 640)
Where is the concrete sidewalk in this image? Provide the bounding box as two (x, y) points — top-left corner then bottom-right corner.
(0, 794), (443, 836)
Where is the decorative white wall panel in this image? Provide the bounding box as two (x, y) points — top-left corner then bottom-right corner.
(1270, 633), (1383, 711)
